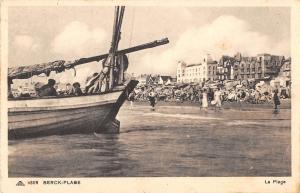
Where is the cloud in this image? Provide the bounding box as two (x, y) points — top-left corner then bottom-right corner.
(136, 15), (290, 75)
(13, 35), (40, 51)
(48, 21), (109, 84)
(51, 21), (108, 58)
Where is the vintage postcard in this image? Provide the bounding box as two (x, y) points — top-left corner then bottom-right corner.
(1, 0), (299, 193)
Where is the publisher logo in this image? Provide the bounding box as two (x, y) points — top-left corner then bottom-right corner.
(16, 181), (25, 186)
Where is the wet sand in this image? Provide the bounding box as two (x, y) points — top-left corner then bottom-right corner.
(8, 102), (291, 177)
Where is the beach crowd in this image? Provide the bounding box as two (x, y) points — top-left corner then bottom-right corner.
(129, 80), (291, 108)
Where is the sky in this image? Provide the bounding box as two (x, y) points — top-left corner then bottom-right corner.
(8, 6), (290, 83)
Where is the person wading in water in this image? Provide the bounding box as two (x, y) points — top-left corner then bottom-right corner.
(273, 89), (281, 114)
(214, 87), (222, 111)
(148, 88), (157, 111)
(202, 88), (208, 111)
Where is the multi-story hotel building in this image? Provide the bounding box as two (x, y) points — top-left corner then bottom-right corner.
(177, 54), (218, 83)
(217, 53), (287, 81)
(177, 53), (289, 83)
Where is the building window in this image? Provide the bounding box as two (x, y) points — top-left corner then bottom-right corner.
(252, 74), (255, 78)
(247, 68), (250, 72)
(252, 68), (255, 72)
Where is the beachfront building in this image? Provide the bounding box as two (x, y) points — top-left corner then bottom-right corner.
(237, 54), (285, 81)
(278, 57), (291, 80)
(217, 53), (241, 80)
(275, 57), (291, 87)
(177, 54), (218, 83)
(11, 81), (36, 97)
(177, 53), (288, 84)
(156, 75), (172, 85)
(136, 74), (177, 86)
(217, 53), (287, 81)
(136, 74), (155, 86)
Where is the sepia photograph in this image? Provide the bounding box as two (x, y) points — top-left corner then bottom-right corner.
(1, 1), (300, 193)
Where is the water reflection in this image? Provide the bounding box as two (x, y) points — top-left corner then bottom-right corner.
(8, 104), (291, 177)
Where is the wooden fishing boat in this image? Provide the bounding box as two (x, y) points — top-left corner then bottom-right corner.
(8, 81), (137, 139)
(7, 6), (169, 139)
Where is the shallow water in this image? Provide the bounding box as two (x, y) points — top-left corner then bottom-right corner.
(8, 102), (291, 177)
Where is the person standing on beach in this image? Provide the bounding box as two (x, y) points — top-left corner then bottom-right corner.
(207, 88), (214, 104)
(198, 89), (203, 107)
(148, 89), (157, 111)
(128, 91), (135, 107)
(273, 89), (281, 113)
(214, 87), (222, 110)
(202, 89), (208, 110)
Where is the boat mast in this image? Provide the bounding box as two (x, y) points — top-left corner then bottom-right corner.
(108, 6), (125, 90)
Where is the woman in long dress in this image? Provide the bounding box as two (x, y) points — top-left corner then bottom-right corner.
(214, 87), (222, 110)
(202, 89), (208, 109)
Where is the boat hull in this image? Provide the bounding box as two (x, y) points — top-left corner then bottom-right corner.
(8, 80), (138, 140)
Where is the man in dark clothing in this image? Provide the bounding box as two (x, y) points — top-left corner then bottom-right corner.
(72, 82), (83, 96)
(148, 89), (156, 111)
(273, 89), (281, 113)
(37, 79), (58, 97)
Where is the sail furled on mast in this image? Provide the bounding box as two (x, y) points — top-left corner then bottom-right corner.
(8, 60), (74, 80)
(8, 38), (169, 81)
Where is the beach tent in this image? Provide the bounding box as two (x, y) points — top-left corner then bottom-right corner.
(255, 81), (272, 94)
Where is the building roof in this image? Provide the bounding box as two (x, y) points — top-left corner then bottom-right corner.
(186, 63), (202, 67)
(160, 76), (172, 81)
(170, 77), (177, 82)
(146, 75), (155, 83)
(257, 53), (271, 56)
(207, 60), (218, 64)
